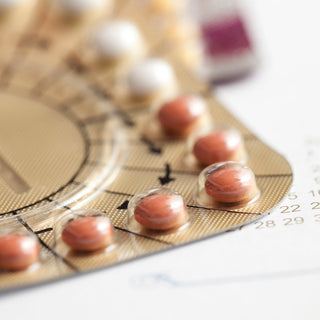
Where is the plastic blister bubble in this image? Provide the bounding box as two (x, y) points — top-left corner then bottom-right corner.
(125, 57), (179, 106)
(185, 123), (247, 169)
(54, 209), (116, 256)
(87, 19), (146, 67)
(0, 227), (41, 272)
(127, 187), (191, 235)
(195, 161), (260, 208)
(144, 93), (210, 140)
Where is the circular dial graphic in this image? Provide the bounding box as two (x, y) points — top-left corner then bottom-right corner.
(0, 60), (125, 222)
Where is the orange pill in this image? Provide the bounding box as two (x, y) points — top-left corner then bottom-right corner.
(0, 234), (40, 271)
(205, 164), (258, 203)
(193, 129), (244, 165)
(62, 216), (113, 251)
(134, 194), (187, 230)
(157, 94), (206, 137)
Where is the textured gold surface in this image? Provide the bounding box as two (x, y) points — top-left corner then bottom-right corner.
(0, 0), (293, 292)
(0, 91), (85, 212)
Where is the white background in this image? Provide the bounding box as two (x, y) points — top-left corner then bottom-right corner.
(1, 0), (320, 319)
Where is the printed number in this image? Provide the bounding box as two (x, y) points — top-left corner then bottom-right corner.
(287, 192), (298, 200)
(314, 214), (320, 223)
(280, 205), (301, 213)
(283, 217), (304, 226)
(311, 202), (320, 210)
(309, 190), (320, 197)
(255, 220), (276, 229)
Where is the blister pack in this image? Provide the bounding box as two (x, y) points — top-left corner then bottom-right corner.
(0, 0), (292, 292)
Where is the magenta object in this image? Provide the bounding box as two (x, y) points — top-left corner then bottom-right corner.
(202, 15), (252, 57)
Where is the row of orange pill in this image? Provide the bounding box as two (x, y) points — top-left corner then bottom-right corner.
(0, 160), (259, 272)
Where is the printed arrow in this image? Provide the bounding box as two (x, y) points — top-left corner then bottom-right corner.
(158, 163), (175, 185)
(117, 200), (129, 210)
(141, 136), (162, 154)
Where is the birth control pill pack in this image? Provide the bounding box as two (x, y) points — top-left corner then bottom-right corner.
(0, 0), (292, 292)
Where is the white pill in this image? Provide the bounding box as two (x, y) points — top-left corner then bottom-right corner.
(56, 0), (106, 14)
(128, 58), (175, 98)
(92, 21), (142, 60)
(0, 0), (27, 9)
